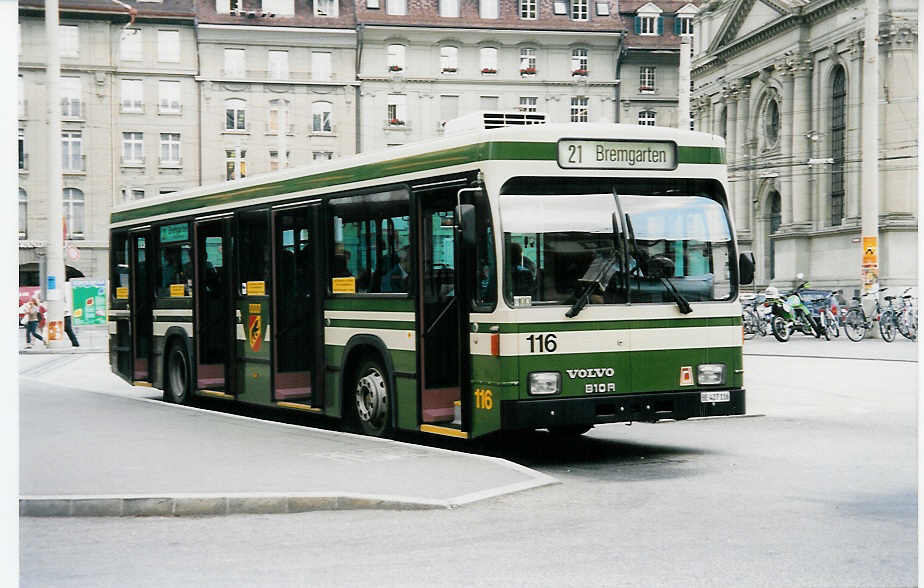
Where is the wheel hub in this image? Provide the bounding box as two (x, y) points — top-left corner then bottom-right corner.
(355, 369), (387, 424)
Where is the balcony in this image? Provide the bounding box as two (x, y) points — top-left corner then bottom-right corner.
(62, 154), (87, 174)
(120, 155), (145, 168)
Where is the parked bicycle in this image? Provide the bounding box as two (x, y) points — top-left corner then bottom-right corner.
(742, 295), (767, 339)
(882, 288), (917, 342)
(844, 288), (890, 342)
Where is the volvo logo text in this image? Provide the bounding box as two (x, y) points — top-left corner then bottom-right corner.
(566, 368), (615, 379)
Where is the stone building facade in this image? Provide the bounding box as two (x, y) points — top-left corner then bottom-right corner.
(691, 0), (917, 291)
(19, 0), (699, 284)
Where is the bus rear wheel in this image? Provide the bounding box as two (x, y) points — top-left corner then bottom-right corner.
(352, 358), (393, 438)
(164, 341), (192, 405)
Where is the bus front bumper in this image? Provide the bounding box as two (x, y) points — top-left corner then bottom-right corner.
(500, 389), (746, 430)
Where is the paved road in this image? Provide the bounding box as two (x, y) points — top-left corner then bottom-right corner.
(19, 342), (917, 587)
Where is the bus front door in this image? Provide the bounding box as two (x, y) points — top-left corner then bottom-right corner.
(130, 229), (154, 383)
(194, 217), (232, 392)
(271, 203), (323, 408)
(417, 192), (469, 434)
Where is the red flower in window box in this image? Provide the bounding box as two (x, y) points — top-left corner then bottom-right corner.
(520, 67), (536, 75)
(388, 65), (403, 72)
(441, 67), (457, 73)
(388, 118), (405, 126)
(640, 85), (654, 91)
(481, 67), (497, 74)
(572, 68), (588, 76)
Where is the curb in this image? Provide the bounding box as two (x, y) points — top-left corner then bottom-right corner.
(20, 493), (455, 517)
(19, 348), (107, 355)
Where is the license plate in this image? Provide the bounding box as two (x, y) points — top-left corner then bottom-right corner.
(700, 391), (730, 403)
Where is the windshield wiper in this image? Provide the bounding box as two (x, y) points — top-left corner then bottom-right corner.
(566, 254), (621, 318)
(624, 213), (692, 315)
(658, 275), (692, 314)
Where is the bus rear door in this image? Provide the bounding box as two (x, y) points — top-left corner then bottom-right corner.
(194, 216), (233, 393)
(130, 229), (154, 383)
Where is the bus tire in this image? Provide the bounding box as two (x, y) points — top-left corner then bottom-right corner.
(547, 425), (592, 437)
(164, 341), (192, 405)
(351, 357), (394, 438)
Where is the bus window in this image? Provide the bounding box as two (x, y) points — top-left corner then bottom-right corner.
(473, 189), (497, 311)
(329, 190), (410, 294)
(157, 222), (192, 297)
(237, 209), (271, 295)
(111, 232), (130, 300)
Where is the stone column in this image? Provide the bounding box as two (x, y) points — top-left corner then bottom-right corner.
(734, 82), (751, 234)
(846, 35), (863, 221)
(791, 54), (813, 227)
(723, 84), (738, 229)
(778, 58), (795, 226)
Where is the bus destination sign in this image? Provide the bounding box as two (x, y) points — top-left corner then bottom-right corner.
(558, 139), (677, 170)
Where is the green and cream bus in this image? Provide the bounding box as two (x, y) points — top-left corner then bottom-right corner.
(109, 113), (754, 440)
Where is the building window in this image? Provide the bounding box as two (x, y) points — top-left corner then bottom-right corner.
(439, 0), (459, 17)
(158, 80), (181, 113)
(520, 0), (536, 19)
(160, 133), (181, 165)
(480, 47), (498, 74)
(440, 95), (459, 125)
(216, 0), (241, 13)
(570, 96), (588, 122)
(387, 44), (406, 72)
(120, 29), (142, 61)
(677, 16), (693, 35)
(571, 48), (588, 75)
(122, 132), (144, 164)
(636, 13), (661, 35)
(59, 25), (79, 57)
(480, 96), (499, 110)
(157, 30), (179, 63)
(640, 66), (655, 92)
(440, 46), (458, 74)
(312, 51), (332, 81)
(262, 0), (295, 15)
(18, 188), (27, 238)
(62, 187), (85, 238)
(571, 0), (588, 20)
(638, 110), (656, 126)
(480, 0), (498, 18)
(830, 66), (846, 227)
(269, 149), (290, 171)
(519, 96), (537, 112)
(121, 188), (145, 202)
(225, 98), (247, 130)
(313, 151), (333, 161)
(225, 148), (246, 181)
(312, 101), (332, 132)
(120, 79), (144, 113)
(18, 129), (25, 171)
(387, 94), (406, 125)
(61, 77), (82, 118)
(268, 50), (289, 80)
(386, 0), (406, 15)
(314, 0), (338, 16)
(61, 131), (83, 171)
(268, 98), (289, 132)
(224, 49), (246, 77)
(764, 98), (780, 146)
(520, 48), (536, 75)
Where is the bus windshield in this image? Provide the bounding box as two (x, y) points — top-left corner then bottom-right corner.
(501, 191), (735, 306)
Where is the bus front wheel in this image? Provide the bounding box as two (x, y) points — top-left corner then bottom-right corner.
(164, 341), (192, 405)
(352, 358), (393, 438)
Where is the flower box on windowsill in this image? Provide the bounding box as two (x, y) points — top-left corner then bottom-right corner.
(520, 67), (537, 76)
(481, 68), (496, 75)
(441, 67), (457, 74)
(572, 69), (588, 76)
(388, 65), (403, 72)
(640, 86), (655, 94)
(388, 118), (405, 126)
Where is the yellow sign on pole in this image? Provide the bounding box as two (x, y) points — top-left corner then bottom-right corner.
(862, 236), (878, 266)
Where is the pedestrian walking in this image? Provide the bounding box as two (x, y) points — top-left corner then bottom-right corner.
(20, 296), (47, 349)
(63, 304), (80, 347)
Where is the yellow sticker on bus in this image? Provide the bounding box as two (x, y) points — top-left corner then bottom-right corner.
(116, 287), (129, 299)
(169, 284), (185, 297)
(332, 277), (356, 294)
(246, 281), (266, 296)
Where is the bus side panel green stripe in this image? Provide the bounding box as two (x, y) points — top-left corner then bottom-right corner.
(482, 315), (741, 334)
(324, 297), (414, 312)
(328, 319), (415, 330)
(111, 142), (725, 224)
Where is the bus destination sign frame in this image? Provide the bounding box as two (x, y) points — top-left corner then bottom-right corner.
(557, 139), (677, 171)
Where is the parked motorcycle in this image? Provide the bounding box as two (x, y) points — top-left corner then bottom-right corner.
(769, 281), (829, 342)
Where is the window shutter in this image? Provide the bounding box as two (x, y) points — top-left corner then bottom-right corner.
(657, 16), (663, 34)
(674, 16), (680, 34)
(634, 16), (640, 34)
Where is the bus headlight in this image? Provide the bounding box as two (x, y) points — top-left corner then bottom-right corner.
(697, 364), (726, 385)
(528, 372), (561, 396)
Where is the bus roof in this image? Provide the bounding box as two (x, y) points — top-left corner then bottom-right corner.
(111, 123), (726, 227)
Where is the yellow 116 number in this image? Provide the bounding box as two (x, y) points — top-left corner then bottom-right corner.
(474, 388), (494, 410)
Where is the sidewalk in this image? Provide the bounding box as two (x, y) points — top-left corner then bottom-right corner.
(18, 324), (108, 354)
(19, 354), (557, 517)
(744, 333), (917, 363)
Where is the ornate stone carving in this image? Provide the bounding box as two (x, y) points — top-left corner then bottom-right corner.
(880, 17), (918, 49)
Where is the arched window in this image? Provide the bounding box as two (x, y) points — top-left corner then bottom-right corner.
(440, 46), (458, 73)
(830, 66), (846, 227)
(225, 98), (246, 130)
(480, 47), (498, 74)
(571, 48), (588, 75)
(312, 101), (332, 133)
(764, 98), (780, 146)
(63, 187), (85, 238)
(768, 191), (781, 280)
(638, 110), (656, 126)
(387, 44), (405, 72)
(18, 188), (26, 239)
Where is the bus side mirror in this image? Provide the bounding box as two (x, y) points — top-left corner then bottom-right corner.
(455, 204), (476, 249)
(739, 252), (755, 285)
